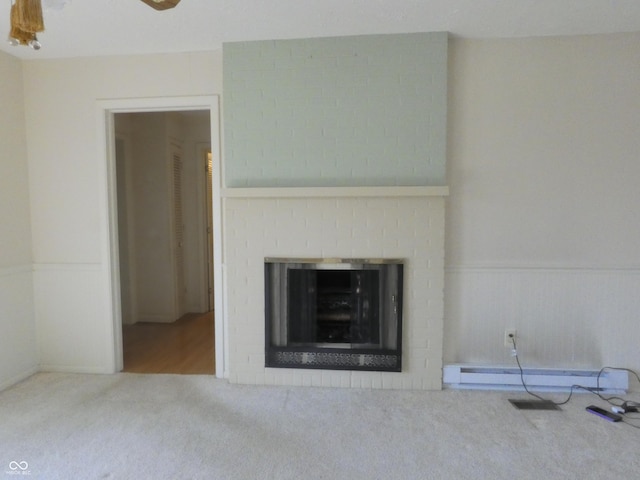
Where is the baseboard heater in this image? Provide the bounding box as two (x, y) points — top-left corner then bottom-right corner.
(443, 364), (628, 393)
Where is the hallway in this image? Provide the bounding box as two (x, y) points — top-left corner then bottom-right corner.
(122, 312), (215, 374)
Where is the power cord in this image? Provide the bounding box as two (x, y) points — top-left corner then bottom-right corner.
(510, 335), (573, 406)
(509, 335), (640, 423)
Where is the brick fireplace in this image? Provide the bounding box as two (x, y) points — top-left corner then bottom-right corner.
(222, 31), (448, 389)
(223, 189), (446, 389)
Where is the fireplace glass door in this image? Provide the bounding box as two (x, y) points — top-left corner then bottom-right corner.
(289, 269), (380, 346)
(265, 259), (403, 372)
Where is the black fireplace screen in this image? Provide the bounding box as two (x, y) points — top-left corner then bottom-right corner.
(265, 259), (403, 372)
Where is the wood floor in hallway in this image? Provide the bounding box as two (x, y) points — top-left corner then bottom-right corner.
(122, 311), (215, 374)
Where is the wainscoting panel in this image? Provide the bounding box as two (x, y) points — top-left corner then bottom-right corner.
(444, 267), (640, 374)
(33, 263), (113, 373)
(0, 265), (37, 390)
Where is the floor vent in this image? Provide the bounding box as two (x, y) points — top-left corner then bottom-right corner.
(443, 365), (628, 393)
(508, 399), (561, 410)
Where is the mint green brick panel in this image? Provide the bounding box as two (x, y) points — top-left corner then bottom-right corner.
(224, 32), (448, 187)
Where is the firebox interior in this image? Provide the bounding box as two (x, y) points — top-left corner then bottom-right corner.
(265, 259), (403, 372)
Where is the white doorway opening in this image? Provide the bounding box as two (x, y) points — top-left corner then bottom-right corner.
(97, 96), (225, 378)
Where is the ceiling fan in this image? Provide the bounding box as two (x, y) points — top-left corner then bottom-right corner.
(139, 0), (182, 10)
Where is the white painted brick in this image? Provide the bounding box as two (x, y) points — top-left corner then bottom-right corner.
(248, 354), (263, 366)
(225, 196), (445, 390)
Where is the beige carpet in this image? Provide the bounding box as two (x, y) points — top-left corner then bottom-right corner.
(1, 373), (639, 479)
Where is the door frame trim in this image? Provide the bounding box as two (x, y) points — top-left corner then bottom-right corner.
(96, 95), (225, 377)
(196, 141), (214, 313)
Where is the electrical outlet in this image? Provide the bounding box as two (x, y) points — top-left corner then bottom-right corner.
(504, 329), (517, 347)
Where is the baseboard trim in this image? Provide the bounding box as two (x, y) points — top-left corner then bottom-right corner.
(38, 365), (114, 375)
(0, 366), (39, 392)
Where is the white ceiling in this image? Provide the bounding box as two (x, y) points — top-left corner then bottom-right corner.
(2, 0), (640, 60)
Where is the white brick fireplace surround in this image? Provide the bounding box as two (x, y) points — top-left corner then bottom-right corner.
(223, 186), (448, 390)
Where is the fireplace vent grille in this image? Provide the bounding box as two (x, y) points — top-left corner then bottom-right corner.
(270, 350), (399, 370)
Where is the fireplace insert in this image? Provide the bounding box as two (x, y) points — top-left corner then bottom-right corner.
(265, 258), (403, 372)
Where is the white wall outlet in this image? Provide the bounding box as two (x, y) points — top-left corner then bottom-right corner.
(504, 329), (517, 347)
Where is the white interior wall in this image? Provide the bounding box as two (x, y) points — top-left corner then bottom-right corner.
(11, 31), (640, 384)
(445, 33), (640, 373)
(22, 52), (222, 372)
(180, 112), (212, 313)
(130, 113), (179, 323)
(0, 52), (38, 389)
(115, 112), (211, 322)
(114, 114), (136, 325)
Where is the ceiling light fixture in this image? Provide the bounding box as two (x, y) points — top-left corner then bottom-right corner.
(139, 0), (182, 11)
(7, 0), (45, 50)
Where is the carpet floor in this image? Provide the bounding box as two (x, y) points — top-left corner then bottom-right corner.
(1, 373), (638, 479)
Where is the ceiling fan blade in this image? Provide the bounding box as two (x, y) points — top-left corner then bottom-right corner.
(139, 0), (182, 11)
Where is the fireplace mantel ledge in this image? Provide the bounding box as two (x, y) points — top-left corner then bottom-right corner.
(221, 186), (449, 198)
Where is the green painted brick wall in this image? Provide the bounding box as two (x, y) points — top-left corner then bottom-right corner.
(224, 32), (448, 187)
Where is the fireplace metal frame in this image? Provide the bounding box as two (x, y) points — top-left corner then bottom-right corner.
(264, 258), (403, 372)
